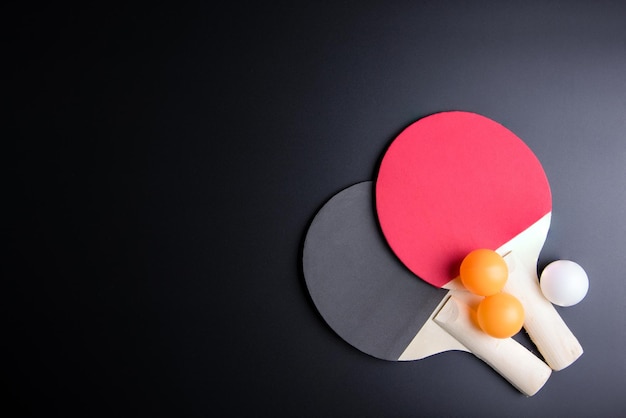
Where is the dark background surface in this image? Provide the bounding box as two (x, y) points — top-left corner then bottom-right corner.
(6, 1), (626, 416)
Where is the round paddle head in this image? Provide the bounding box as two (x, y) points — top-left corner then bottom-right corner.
(375, 111), (551, 288)
(302, 182), (452, 361)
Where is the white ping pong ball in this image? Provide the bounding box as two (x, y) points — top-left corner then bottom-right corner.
(540, 260), (589, 307)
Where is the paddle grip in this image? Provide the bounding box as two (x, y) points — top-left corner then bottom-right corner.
(504, 255), (584, 371)
(434, 296), (551, 396)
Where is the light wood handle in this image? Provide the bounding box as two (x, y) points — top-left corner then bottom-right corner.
(434, 296), (551, 396)
(503, 253), (583, 371)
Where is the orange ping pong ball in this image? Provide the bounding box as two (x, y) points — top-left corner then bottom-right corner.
(460, 249), (508, 296)
(477, 293), (525, 338)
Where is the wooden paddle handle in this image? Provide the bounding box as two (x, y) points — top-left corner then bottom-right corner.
(434, 295), (551, 396)
(503, 254), (583, 371)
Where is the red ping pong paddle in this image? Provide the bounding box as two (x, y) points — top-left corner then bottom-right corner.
(375, 111), (583, 370)
(303, 182), (551, 396)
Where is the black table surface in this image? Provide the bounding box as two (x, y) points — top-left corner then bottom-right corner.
(7, 2), (626, 416)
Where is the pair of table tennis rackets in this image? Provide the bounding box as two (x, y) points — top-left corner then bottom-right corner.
(303, 111), (583, 396)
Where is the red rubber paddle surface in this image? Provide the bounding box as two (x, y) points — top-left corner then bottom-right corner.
(375, 111), (551, 288)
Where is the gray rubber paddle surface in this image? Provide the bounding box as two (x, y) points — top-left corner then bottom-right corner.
(303, 182), (447, 360)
